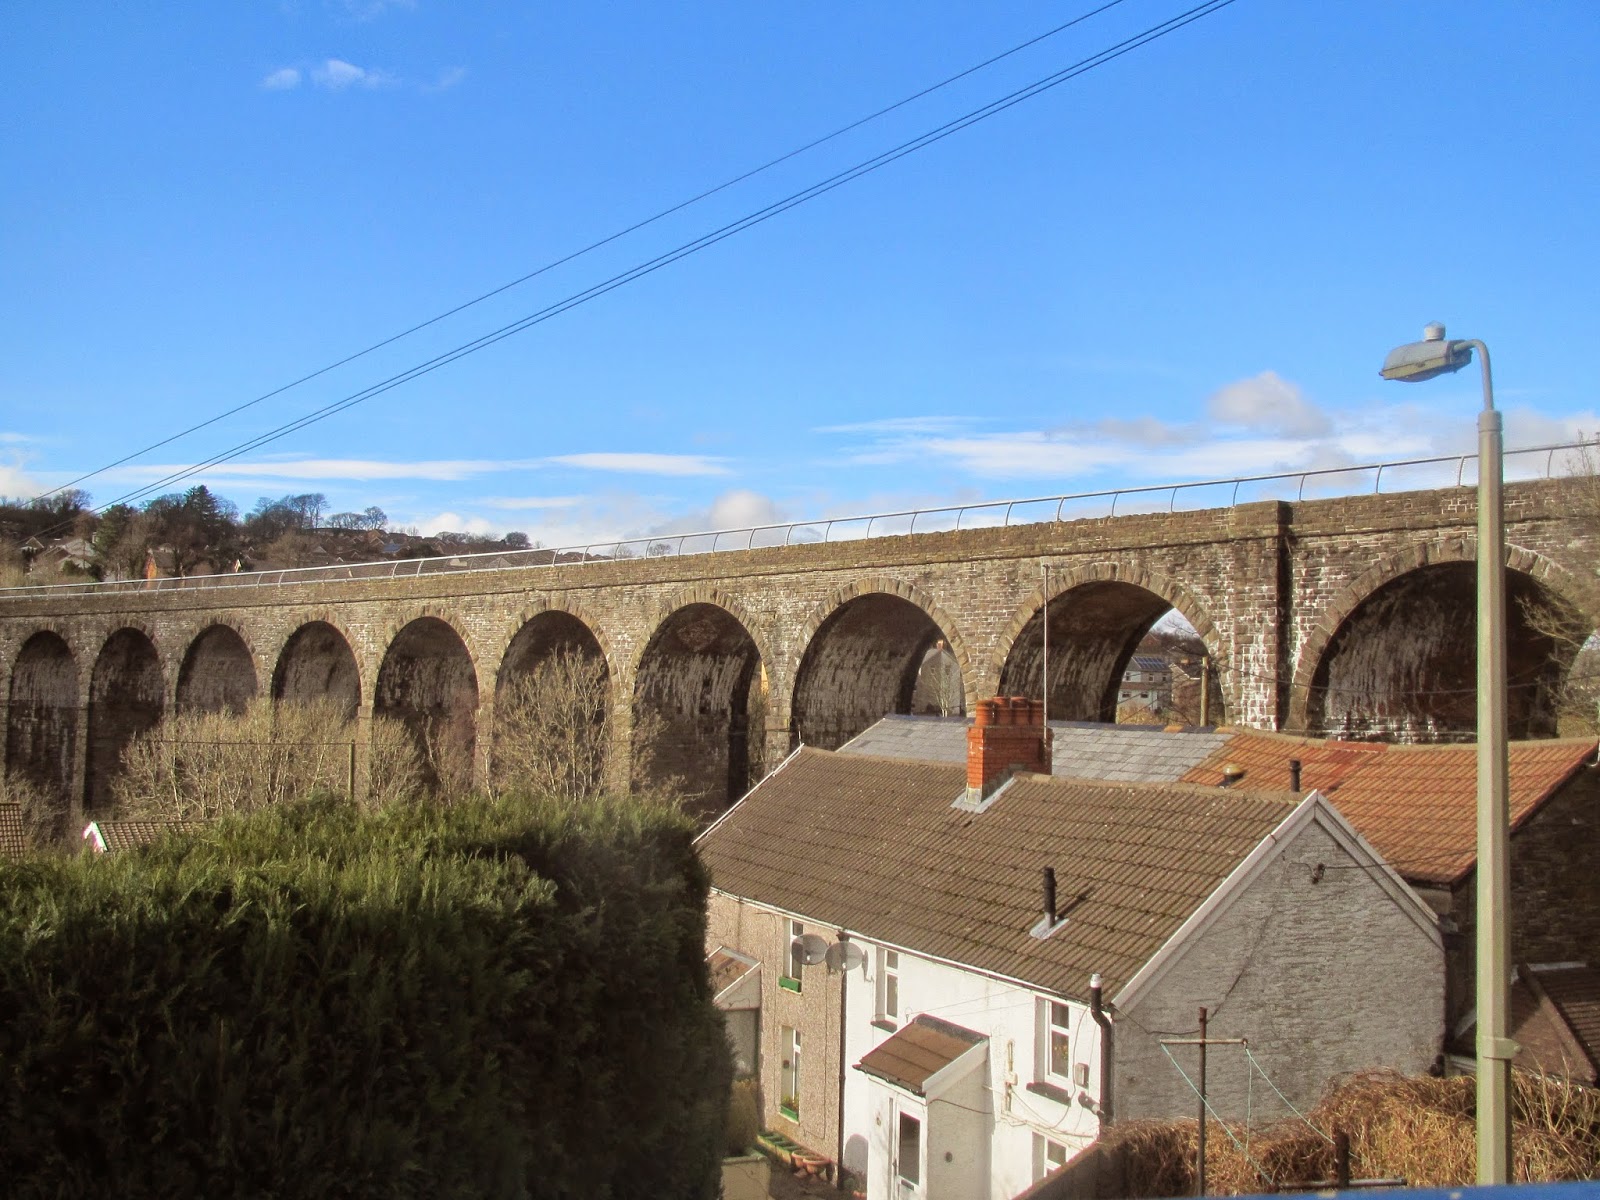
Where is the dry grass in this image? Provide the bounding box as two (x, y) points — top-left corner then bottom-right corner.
(1102, 1070), (1600, 1195)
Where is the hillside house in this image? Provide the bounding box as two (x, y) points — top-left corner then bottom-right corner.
(698, 699), (1443, 1199)
(1116, 654), (1172, 714)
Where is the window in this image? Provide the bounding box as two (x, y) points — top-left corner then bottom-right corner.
(1033, 1133), (1068, 1181)
(782, 919), (804, 991)
(1046, 1000), (1072, 1081)
(896, 1111), (921, 1187)
(876, 948), (900, 1025)
(780, 1026), (801, 1119)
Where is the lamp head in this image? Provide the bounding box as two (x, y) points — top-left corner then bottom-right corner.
(1380, 322), (1473, 383)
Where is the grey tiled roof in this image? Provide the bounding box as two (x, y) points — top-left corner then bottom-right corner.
(698, 747), (1298, 998)
(837, 714), (1228, 784)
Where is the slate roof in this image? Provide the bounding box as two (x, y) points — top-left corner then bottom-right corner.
(697, 747), (1300, 998)
(1125, 655), (1170, 676)
(0, 803), (27, 859)
(855, 1015), (987, 1095)
(1531, 963), (1600, 1084)
(83, 819), (205, 854)
(838, 714), (1228, 785)
(1456, 964), (1600, 1086)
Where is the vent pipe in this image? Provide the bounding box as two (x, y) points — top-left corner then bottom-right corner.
(1290, 758), (1303, 792)
(1043, 866), (1057, 926)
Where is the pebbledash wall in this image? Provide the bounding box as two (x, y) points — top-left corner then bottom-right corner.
(0, 478), (1595, 823)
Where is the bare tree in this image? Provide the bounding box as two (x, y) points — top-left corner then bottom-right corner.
(115, 699), (424, 819)
(491, 649), (611, 803)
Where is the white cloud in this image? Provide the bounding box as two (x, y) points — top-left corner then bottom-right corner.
(311, 58), (392, 90)
(1206, 371), (1332, 438)
(0, 462), (42, 498)
(649, 489), (785, 536)
(261, 67), (302, 90)
(547, 452), (732, 477)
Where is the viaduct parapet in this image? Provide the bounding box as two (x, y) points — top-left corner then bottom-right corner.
(1, 478), (1593, 825)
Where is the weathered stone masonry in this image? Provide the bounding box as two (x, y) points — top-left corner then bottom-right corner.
(1, 478), (1593, 824)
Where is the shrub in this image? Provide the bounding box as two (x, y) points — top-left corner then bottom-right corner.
(114, 699), (425, 818)
(0, 792), (730, 1199)
(725, 1078), (761, 1157)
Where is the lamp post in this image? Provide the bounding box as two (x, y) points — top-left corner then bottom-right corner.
(1379, 322), (1511, 1184)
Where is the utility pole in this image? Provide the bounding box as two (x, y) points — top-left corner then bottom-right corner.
(1157, 1008), (1244, 1196)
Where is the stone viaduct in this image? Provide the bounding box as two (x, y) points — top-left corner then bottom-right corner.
(1, 478), (1594, 827)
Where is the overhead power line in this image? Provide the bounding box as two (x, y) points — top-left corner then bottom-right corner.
(63, 0), (1239, 527)
(37, 0), (1137, 506)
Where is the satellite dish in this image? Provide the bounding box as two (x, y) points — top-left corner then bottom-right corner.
(825, 941), (865, 973)
(794, 933), (830, 966)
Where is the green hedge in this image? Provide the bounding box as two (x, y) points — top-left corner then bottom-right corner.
(0, 794), (730, 1199)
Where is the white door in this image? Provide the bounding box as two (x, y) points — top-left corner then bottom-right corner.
(893, 1106), (923, 1199)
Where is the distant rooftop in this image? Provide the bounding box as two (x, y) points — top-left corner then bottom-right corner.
(838, 713), (1229, 785)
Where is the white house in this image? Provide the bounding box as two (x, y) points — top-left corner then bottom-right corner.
(697, 697), (1444, 1200)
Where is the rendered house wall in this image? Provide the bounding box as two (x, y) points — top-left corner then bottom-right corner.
(1114, 815), (1443, 1121)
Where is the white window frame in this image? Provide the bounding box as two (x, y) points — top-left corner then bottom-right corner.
(785, 918), (805, 989)
(1033, 1132), (1068, 1181)
(1039, 998), (1074, 1085)
(876, 946), (900, 1025)
(780, 1025), (801, 1117)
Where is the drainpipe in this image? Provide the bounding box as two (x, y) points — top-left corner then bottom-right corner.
(836, 932), (850, 1191)
(1089, 972), (1113, 1126)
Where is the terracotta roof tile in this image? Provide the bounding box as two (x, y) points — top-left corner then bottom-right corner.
(1312, 739), (1593, 886)
(1182, 733), (1593, 887)
(697, 748), (1298, 998)
(1181, 731), (1388, 793)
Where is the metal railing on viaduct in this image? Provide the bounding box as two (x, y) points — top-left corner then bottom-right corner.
(0, 442), (1594, 828)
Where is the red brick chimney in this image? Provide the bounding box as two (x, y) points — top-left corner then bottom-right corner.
(964, 695), (1051, 807)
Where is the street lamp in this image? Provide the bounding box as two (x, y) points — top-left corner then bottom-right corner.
(1380, 322), (1511, 1185)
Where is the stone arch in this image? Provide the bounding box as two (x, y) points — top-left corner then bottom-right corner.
(175, 623), (259, 715)
(995, 562), (1229, 724)
(1290, 540), (1594, 739)
(272, 620), (362, 719)
(493, 608), (612, 794)
(374, 616), (480, 791)
(790, 578), (974, 750)
(632, 592), (766, 816)
(86, 627), (165, 813)
(6, 630), (79, 828)
(495, 603), (616, 696)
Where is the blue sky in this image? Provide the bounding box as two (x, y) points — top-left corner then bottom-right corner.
(3, 1), (1597, 545)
